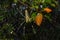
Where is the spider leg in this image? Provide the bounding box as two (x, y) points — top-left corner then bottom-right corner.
(23, 26), (25, 36)
(16, 8), (25, 17)
(32, 25), (36, 34)
(17, 20), (25, 31)
(19, 18), (25, 20)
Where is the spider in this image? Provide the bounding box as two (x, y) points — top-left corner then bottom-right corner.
(15, 7), (52, 36)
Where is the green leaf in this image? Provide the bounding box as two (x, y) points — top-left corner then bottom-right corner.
(31, 12), (37, 21)
(14, 0), (18, 3)
(32, 5), (38, 9)
(45, 0), (52, 3)
(0, 16), (4, 21)
(22, 0), (26, 2)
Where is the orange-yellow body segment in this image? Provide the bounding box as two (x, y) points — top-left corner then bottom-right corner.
(35, 13), (43, 26)
(44, 7), (52, 13)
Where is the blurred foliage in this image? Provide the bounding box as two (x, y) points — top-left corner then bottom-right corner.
(0, 0), (60, 40)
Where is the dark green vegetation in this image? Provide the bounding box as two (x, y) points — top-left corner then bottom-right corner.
(0, 0), (60, 40)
